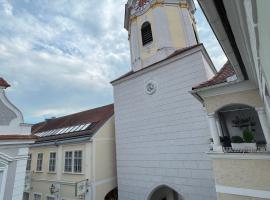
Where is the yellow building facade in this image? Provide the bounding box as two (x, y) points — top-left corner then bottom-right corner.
(126, 0), (198, 71)
(24, 104), (117, 200)
(192, 63), (270, 200)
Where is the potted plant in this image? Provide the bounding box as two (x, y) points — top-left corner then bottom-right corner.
(242, 128), (257, 149)
(231, 129), (256, 150)
(231, 136), (244, 149)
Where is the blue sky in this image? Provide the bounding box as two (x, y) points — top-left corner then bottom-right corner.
(0, 0), (226, 123)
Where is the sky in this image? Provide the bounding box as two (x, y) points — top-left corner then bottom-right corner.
(0, 0), (226, 123)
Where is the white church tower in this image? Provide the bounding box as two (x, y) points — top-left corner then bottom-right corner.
(112, 0), (218, 199)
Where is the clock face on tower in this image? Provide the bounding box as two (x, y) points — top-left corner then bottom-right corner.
(134, 0), (153, 12)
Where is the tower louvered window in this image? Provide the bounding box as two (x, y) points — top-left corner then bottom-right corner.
(141, 22), (153, 46)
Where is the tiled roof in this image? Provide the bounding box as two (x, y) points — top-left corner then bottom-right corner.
(0, 135), (37, 140)
(32, 104), (114, 142)
(192, 61), (236, 90)
(0, 78), (10, 89)
(111, 44), (203, 84)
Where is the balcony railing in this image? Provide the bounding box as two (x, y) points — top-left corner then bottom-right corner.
(222, 146), (269, 153)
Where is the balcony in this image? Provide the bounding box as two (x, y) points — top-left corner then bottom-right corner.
(207, 104), (270, 154)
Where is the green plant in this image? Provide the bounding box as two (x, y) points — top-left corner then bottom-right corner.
(243, 129), (255, 143)
(231, 136), (244, 143)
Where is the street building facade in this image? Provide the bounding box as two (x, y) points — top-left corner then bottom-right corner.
(24, 104), (117, 200)
(191, 1), (270, 200)
(0, 77), (35, 200)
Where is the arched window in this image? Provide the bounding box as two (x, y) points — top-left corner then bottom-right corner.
(141, 22), (153, 46)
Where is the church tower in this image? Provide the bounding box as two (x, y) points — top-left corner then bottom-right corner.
(125, 0), (199, 71)
(112, 0), (218, 200)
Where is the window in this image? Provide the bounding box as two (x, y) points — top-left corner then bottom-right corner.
(26, 154), (31, 171)
(23, 192), (29, 200)
(64, 151), (73, 172)
(141, 22), (153, 46)
(47, 196), (55, 200)
(49, 152), (56, 172)
(74, 151), (82, 173)
(36, 153), (43, 172)
(34, 194), (41, 200)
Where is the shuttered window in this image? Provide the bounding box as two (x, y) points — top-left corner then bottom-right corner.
(141, 22), (153, 46)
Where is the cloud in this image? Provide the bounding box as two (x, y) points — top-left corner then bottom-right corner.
(0, 0), (226, 123)
(0, 0), (130, 122)
(194, 0), (227, 70)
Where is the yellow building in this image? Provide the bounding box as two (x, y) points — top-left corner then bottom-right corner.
(24, 104), (117, 200)
(190, 0), (270, 199)
(192, 62), (270, 200)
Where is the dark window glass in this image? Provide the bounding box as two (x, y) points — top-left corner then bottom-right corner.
(141, 22), (153, 46)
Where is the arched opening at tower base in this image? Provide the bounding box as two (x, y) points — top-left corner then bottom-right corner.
(104, 187), (118, 200)
(148, 185), (182, 200)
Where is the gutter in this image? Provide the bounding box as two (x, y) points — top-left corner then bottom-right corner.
(198, 0), (249, 80)
(31, 136), (91, 147)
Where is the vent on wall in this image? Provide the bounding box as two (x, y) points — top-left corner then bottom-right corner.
(141, 21), (153, 46)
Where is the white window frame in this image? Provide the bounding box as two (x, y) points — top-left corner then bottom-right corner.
(63, 150), (83, 174)
(49, 152), (57, 172)
(73, 150), (82, 173)
(33, 193), (42, 200)
(36, 153), (43, 172)
(26, 153), (31, 171)
(64, 151), (73, 173)
(46, 195), (56, 200)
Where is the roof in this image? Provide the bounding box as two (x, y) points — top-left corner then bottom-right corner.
(0, 78), (10, 89)
(111, 44), (204, 84)
(0, 135), (37, 141)
(32, 104), (114, 143)
(192, 61), (236, 90)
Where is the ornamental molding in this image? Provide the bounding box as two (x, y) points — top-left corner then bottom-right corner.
(145, 80), (157, 95)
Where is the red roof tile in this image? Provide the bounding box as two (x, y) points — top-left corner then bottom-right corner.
(192, 61), (236, 90)
(32, 104), (114, 142)
(0, 135), (37, 140)
(0, 78), (10, 89)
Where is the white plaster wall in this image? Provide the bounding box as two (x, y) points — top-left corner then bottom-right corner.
(113, 51), (217, 200)
(12, 147), (29, 200)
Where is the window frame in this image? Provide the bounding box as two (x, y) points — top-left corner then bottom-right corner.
(26, 154), (31, 171)
(33, 193), (42, 200)
(64, 151), (73, 173)
(73, 150), (82, 173)
(48, 152), (57, 172)
(63, 150), (83, 174)
(141, 21), (153, 46)
(36, 153), (43, 172)
(46, 195), (56, 200)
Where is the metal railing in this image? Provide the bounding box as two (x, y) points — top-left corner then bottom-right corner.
(222, 146), (269, 153)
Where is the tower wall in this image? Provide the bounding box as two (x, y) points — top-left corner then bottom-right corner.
(127, 0), (198, 71)
(113, 48), (217, 200)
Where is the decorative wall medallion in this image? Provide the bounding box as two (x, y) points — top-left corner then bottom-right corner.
(134, 0), (153, 13)
(145, 80), (157, 95)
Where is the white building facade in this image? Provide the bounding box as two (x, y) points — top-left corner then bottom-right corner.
(112, 0), (218, 199)
(0, 77), (34, 200)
